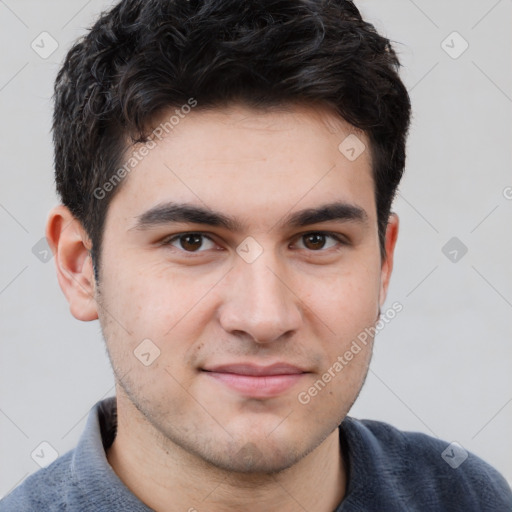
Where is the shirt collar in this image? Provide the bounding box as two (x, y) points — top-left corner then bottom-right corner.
(70, 396), (153, 511)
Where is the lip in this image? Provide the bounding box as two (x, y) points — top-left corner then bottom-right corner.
(201, 362), (309, 399)
(203, 363), (307, 375)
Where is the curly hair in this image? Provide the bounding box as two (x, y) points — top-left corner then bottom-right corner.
(53, 0), (411, 278)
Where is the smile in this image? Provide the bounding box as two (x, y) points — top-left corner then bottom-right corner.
(201, 363), (309, 399)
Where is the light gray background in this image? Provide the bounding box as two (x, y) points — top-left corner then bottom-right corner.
(1, 0), (511, 498)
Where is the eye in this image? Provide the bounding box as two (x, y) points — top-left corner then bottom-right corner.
(294, 232), (345, 251)
(162, 233), (217, 252)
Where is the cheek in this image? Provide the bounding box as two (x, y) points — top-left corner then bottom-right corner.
(100, 258), (215, 339)
(97, 261), (225, 395)
(96, 264), (199, 409)
(298, 263), (380, 395)
(303, 264), (381, 332)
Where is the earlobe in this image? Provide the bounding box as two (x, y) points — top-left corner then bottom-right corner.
(379, 213), (399, 307)
(45, 205), (99, 321)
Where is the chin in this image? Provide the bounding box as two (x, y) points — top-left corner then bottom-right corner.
(202, 440), (303, 475)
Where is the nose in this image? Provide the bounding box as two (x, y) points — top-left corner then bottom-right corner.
(218, 252), (303, 344)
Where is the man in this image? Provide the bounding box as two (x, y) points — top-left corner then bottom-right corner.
(2, 0), (511, 510)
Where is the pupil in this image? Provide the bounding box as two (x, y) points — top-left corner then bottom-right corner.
(306, 234), (325, 250)
(182, 234), (202, 251)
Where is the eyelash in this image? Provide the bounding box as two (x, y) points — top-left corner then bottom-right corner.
(160, 231), (348, 255)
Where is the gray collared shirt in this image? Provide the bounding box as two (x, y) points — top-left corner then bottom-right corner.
(2, 396), (511, 511)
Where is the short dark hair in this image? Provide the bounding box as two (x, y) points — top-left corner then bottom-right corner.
(53, 0), (411, 279)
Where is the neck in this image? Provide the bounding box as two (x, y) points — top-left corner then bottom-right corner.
(106, 395), (347, 512)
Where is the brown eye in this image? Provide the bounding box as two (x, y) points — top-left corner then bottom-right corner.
(179, 234), (204, 251)
(295, 232), (344, 251)
(303, 233), (327, 250)
(163, 233), (216, 252)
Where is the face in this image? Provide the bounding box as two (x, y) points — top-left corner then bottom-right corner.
(93, 104), (394, 473)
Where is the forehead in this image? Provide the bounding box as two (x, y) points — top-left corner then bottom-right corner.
(108, 103), (375, 228)
(146, 102), (370, 162)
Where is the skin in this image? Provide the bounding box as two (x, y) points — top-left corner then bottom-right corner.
(46, 103), (399, 512)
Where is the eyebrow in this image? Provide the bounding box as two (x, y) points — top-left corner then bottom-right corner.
(131, 200), (368, 232)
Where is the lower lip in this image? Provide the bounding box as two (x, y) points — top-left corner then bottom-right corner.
(203, 371), (306, 398)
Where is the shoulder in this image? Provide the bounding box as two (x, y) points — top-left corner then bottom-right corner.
(0, 450), (79, 512)
(340, 416), (512, 511)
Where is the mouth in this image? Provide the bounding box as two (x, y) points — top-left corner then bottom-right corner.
(201, 362), (310, 399)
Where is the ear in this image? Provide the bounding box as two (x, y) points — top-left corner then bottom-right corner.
(45, 205), (99, 321)
(379, 213), (399, 307)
